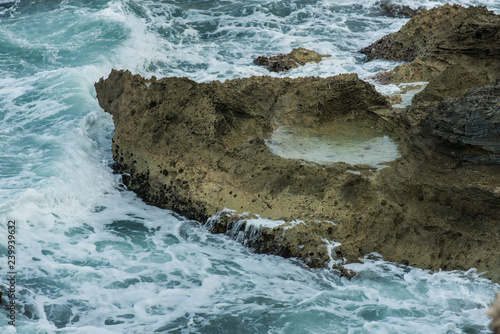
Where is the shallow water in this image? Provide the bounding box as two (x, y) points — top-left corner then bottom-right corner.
(267, 122), (401, 167)
(0, 0), (499, 332)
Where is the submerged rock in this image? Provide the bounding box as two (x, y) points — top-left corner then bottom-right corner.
(361, 4), (500, 101)
(96, 68), (500, 283)
(254, 48), (329, 72)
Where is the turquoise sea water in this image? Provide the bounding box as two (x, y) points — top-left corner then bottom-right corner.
(0, 0), (499, 333)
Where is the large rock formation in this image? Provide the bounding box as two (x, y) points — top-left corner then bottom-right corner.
(95, 67), (500, 282)
(95, 72), (390, 269)
(94, 3), (500, 283)
(360, 4), (500, 63)
(361, 4), (500, 102)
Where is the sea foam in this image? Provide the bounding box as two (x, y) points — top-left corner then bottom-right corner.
(0, 0), (499, 332)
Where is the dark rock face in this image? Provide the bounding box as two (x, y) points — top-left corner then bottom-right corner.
(418, 86), (500, 164)
(376, 1), (422, 18)
(361, 4), (500, 102)
(95, 68), (500, 283)
(253, 48), (329, 72)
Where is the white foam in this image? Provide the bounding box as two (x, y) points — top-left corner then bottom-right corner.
(1, 0), (499, 332)
(322, 238), (344, 269)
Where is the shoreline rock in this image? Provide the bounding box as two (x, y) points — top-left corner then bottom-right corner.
(254, 48), (330, 72)
(361, 4), (500, 102)
(95, 68), (500, 282)
(360, 4), (500, 63)
(94, 3), (500, 284)
(410, 85), (500, 164)
(376, 1), (422, 18)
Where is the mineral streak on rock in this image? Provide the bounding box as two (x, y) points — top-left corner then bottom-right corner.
(254, 48), (330, 72)
(95, 67), (500, 282)
(362, 4), (500, 101)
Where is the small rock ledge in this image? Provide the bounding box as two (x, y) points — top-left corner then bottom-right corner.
(254, 48), (330, 72)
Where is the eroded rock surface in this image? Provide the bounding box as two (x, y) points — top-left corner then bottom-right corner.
(361, 4), (500, 101)
(95, 68), (500, 282)
(376, 1), (422, 18)
(361, 4), (500, 63)
(407, 85), (500, 164)
(254, 48), (329, 72)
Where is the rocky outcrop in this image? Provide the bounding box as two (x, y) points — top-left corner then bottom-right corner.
(376, 1), (422, 18)
(406, 85), (500, 164)
(93, 4), (500, 283)
(361, 4), (500, 63)
(361, 4), (500, 102)
(361, 4), (500, 163)
(95, 67), (500, 282)
(95, 71), (390, 270)
(254, 48), (329, 72)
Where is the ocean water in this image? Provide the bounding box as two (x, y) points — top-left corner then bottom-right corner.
(0, 0), (499, 333)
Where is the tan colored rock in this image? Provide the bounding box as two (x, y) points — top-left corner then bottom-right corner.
(489, 294), (500, 334)
(388, 94), (403, 106)
(361, 4), (500, 63)
(362, 4), (500, 101)
(376, 58), (446, 85)
(254, 48), (330, 72)
(95, 69), (500, 282)
(95, 70), (389, 223)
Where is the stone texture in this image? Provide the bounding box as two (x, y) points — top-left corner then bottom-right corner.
(361, 4), (500, 101)
(95, 69), (500, 282)
(376, 1), (422, 18)
(254, 48), (329, 72)
(360, 4), (500, 62)
(414, 85), (500, 164)
(94, 3), (500, 284)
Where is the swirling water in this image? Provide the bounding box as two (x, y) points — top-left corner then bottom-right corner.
(0, 0), (499, 333)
